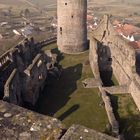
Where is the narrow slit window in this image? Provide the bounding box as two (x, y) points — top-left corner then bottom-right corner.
(60, 27), (62, 35)
(108, 58), (112, 62)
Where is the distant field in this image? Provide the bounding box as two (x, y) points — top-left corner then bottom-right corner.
(0, 0), (140, 18)
(0, 0), (29, 9)
(0, 0), (25, 5)
(88, 0), (140, 24)
(0, 0), (56, 9)
(29, 0), (56, 6)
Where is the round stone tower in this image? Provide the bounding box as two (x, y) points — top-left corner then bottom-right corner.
(57, 0), (87, 54)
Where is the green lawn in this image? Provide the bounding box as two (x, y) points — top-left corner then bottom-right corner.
(108, 73), (140, 140)
(37, 43), (108, 132)
(111, 74), (119, 86)
(83, 46), (139, 139)
(37, 43), (140, 139)
(108, 72), (140, 140)
(110, 94), (140, 140)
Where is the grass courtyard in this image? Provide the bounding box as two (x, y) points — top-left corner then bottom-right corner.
(36, 43), (109, 132)
(36, 43), (140, 139)
(101, 71), (140, 140)
(110, 94), (140, 140)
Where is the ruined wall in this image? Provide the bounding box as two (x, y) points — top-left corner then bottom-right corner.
(15, 38), (37, 68)
(0, 39), (35, 101)
(89, 37), (101, 79)
(109, 35), (135, 85)
(61, 124), (118, 140)
(103, 85), (129, 94)
(57, 0), (87, 54)
(112, 57), (131, 85)
(0, 49), (17, 99)
(23, 53), (47, 105)
(89, 15), (140, 112)
(130, 74), (140, 111)
(0, 63), (14, 99)
(0, 37), (57, 106)
(0, 100), (117, 140)
(4, 69), (22, 105)
(89, 35), (119, 135)
(90, 15), (135, 85)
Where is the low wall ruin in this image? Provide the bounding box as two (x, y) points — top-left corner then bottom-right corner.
(89, 15), (140, 112)
(4, 69), (22, 105)
(103, 85), (129, 94)
(89, 35), (119, 135)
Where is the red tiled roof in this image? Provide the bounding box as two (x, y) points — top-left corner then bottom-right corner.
(129, 41), (140, 49)
(87, 15), (93, 21)
(113, 20), (121, 26)
(113, 19), (140, 49)
(115, 23), (140, 36)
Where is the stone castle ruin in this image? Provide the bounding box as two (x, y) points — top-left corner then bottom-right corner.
(57, 0), (88, 54)
(89, 15), (140, 112)
(0, 0), (140, 139)
(88, 15), (140, 136)
(0, 37), (57, 106)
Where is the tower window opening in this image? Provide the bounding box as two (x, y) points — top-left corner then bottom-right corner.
(65, 3), (67, 5)
(39, 74), (43, 80)
(60, 27), (62, 35)
(71, 15), (74, 18)
(108, 58), (112, 62)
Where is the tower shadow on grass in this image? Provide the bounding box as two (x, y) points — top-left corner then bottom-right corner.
(100, 70), (114, 86)
(58, 104), (80, 121)
(51, 47), (64, 63)
(35, 63), (83, 116)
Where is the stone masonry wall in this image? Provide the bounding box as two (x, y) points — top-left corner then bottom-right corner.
(90, 15), (135, 85)
(23, 53), (47, 105)
(0, 37), (56, 106)
(0, 48), (18, 99)
(4, 69), (22, 105)
(89, 37), (101, 80)
(0, 100), (63, 140)
(89, 35), (119, 135)
(130, 74), (140, 111)
(89, 15), (140, 111)
(0, 100), (118, 140)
